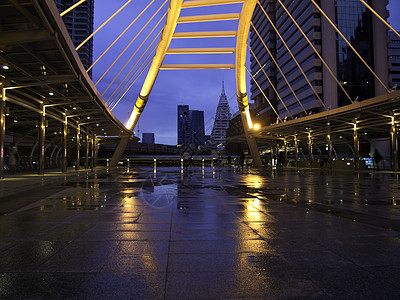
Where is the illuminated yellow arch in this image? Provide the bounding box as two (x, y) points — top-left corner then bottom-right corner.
(235, 0), (262, 166)
(111, 0), (262, 166)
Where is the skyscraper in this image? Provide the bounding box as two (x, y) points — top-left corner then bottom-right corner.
(389, 30), (400, 89)
(211, 82), (232, 145)
(177, 105), (205, 146)
(54, 0), (94, 76)
(177, 105), (191, 145)
(250, 0), (389, 119)
(190, 110), (205, 146)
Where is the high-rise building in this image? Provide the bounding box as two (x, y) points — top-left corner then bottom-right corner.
(250, 0), (389, 119)
(142, 133), (155, 144)
(177, 105), (205, 146)
(389, 30), (400, 89)
(211, 82), (232, 145)
(177, 105), (191, 145)
(54, 0), (94, 76)
(190, 110), (205, 146)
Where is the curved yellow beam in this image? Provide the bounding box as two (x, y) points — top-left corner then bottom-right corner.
(235, 0), (262, 167)
(126, 0), (184, 130)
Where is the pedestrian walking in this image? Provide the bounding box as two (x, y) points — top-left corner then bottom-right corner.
(8, 143), (19, 174)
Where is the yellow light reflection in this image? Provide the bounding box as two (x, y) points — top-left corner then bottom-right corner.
(245, 174), (263, 189)
(245, 107), (253, 129)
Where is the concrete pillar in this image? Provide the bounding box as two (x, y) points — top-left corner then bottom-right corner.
(0, 86), (5, 179)
(391, 116), (398, 171)
(85, 130), (89, 169)
(38, 104), (45, 175)
(90, 135), (94, 171)
(75, 125), (80, 171)
(61, 115), (67, 172)
(354, 122), (359, 171)
(294, 135), (298, 168)
(240, 113), (262, 167)
(308, 132), (313, 167)
(284, 139), (288, 167)
(321, 0), (338, 109)
(327, 129), (332, 169)
(372, 0), (389, 96)
(94, 137), (98, 167)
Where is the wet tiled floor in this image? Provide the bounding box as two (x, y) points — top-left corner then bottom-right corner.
(0, 166), (400, 298)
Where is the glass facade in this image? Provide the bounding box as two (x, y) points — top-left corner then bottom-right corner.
(336, 0), (374, 106)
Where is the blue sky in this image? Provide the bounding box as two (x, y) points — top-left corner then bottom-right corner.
(91, 0), (400, 145)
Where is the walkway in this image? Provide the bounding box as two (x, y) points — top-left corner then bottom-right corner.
(0, 166), (399, 298)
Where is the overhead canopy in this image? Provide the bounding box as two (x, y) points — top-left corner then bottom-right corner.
(0, 0), (131, 140)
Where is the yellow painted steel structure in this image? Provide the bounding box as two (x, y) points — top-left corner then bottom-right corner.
(111, 0), (263, 167)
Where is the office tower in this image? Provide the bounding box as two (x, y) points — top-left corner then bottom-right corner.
(54, 0), (94, 75)
(177, 105), (191, 145)
(190, 110), (205, 146)
(142, 133), (155, 144)
(389, 30), (400, 89)
(211, 82), (232, 145)
(177, 105), (205, 146)
(250, 0), (389, 119)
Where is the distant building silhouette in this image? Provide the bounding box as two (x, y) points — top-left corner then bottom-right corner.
(54, 0), (94, 77)
(177, 105), (205, 146)
(211, 82), (232, 145)
(142, 133), (155, 144)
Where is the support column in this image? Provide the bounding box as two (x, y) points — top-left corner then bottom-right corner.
(294, 135), (298, 168)
(391, 116), (398, 171)
(284, 139), (288, 167)
(90, 135), (94, 171)
(94, 136), (98, 167)
(61, 114), (67, 173)
(308, 132), (313, 167)
(321, 0), (338, 109)
(85, 130), (89, 169)
(38, 104), (45, 175)
(372, 0), (389, 96)
(353, 121), (359, 171)
(327, 128), (332, 169)
(75, 124), (80, 171)
(0, 86), (5, 179)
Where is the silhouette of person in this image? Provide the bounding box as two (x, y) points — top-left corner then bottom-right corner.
(8, 143), (19, 174)
(373, 149), (382, 170)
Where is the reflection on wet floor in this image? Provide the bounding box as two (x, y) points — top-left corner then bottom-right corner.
(0, 166), (400, 298)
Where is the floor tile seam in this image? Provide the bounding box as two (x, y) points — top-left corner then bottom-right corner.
(160, 204), (174, 300)
(98, 240), (122, 273)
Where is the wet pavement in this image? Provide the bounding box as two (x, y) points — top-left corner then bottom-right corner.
(0, 166), (400, 299)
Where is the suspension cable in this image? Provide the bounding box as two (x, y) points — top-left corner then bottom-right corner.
(87, 0), (157, 72)
(248, 45), (293, 120)
(246, 66), (282, 122)
(311, 0), (390, 93)
(106, 30), (162, 103)
(276, 0), (353, 104)
(108, 42), (159, 108)
(360, 0), (400, 39)
(101, 19), (165, 97)
(256, 0), (325, 109)
(76, 0), (133, 51)
(95, 1), (168, 87)
(251, 22), (307, 115)
(60, 0), (86, 17)
(110, 55), (155, 111)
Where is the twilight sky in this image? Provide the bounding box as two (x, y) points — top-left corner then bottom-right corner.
(91, 0), (400, 145)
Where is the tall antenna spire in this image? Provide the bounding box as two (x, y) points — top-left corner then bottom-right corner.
(222, 80), (225, 95)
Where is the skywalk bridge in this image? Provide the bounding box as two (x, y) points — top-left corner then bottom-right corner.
(1, 0), (400, 179)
